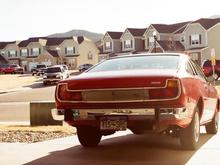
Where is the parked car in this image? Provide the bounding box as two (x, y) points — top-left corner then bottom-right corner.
(53, 53), (219, 150)
(202, 60), (220, 79)
(43, 65), (69, 85)
(78, 63), (93, 72)
(31, 64), (47, 76)
(62, 64), (70, 78)
(9, 64), (24, 74)
(0, 64), (16, 74)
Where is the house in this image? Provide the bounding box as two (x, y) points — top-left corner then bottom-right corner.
(120, 28), (146, 54)
(183, 18), (220, 65)
(0, 36), (99, 71)
(99, 31), (123, 61)
(143, 22), (190, 53)
(47, 36), (99, 69)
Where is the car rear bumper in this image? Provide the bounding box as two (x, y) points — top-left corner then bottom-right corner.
(52, 107), (191, 128)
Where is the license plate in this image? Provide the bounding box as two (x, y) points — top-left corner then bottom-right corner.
(100, 116), (127, 130)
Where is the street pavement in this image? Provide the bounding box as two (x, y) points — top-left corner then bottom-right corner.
(0, 129), (220, 165)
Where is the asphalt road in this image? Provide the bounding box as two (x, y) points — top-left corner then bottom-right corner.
(0, 129), (220, 165)
(0, 83), (56, 102)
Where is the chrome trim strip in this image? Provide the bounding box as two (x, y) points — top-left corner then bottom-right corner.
(56, 79), (181, 103)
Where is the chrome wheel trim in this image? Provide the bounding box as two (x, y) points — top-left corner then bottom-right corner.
(215, 112), (219, 130)
(194, 112), (200, 143)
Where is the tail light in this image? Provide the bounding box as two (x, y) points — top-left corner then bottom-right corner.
(57, 83), (82, 101)
(149, 79), (179, 100)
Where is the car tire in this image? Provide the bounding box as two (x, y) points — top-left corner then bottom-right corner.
(77, 126), (102, 147)
(180, 108), (200, 150)
(205, 111), (219, 134)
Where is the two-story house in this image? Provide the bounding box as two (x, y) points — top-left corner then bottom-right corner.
(47, 36), (99, 69)
(0, 36), (99, 71)
(99, 31), (123, 61)
(183, 18), (220, 65)
(18, 37), (54, 71)
(120, 28), (146, 54)
(143, 22), (190, 53)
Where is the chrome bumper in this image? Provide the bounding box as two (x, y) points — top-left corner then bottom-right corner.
(51, 108), (188, 121)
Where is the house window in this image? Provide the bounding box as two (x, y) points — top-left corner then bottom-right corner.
(31, 48), (41, 56)
(105, 42), (112, 51)
(8, 50), (17, 57)
(124, 40), (132, 49)
(148, 37), (154, 47)
(181, 36), (185, 42)
(88, 52), (93, 60)
(21, 49), (28, 56)
(190, 34), (201, 45)
(65, 47), (75, 55)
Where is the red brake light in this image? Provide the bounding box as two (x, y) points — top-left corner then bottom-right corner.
(57, 84), (82, 101)
(149, 80), (179, 99)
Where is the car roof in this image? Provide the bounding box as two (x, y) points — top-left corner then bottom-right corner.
(108, 53), (187, 60)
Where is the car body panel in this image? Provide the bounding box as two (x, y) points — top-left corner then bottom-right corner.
(54, 53), (219, 130)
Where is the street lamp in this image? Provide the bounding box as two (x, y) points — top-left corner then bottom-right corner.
(153, 31), (157, 53)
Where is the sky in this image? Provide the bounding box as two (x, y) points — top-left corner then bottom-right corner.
(0, 0), (220, 41)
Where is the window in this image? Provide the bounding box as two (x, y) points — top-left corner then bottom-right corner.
(65, 47), (75, 55)
(8, 50), (17, 57)
(181, 36), (185, 42)
(124, 40), (132, 49)
(190, 34), (201, 45)
(21, 49), (28, 56)
(31, 48), (40, 56)
(148, 37), (154, 47)
(105, 42), (112, 51)
(88, 52), (93, 60)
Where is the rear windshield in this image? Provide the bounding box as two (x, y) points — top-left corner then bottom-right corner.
(37, 65), (46, 68)
(203, 61), (211, 67)
(46, 67), (61, 73)
(89, 55), (180, 72)
(10, 64), (18, 67)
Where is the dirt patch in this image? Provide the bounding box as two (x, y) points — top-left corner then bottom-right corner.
(0, 125), (76, 143)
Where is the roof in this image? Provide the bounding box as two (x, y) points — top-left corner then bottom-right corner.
(192, 18), (220, 30)
(152, 21), (190, 33)
(0, 41), (16, 49)
(186, 46), (207, 51)
(157, 40), (185, 51)
(0, 54), (8, 64)
(127, 28), (147, 36)
(77, 36), (84, 44)
(47, 50), (59, 57)
(107, 31), (123, 39)
(46, 37), (72, 46)
(18, 37), (47, 47)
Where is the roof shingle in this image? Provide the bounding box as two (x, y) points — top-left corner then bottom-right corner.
(127, 28), (147, 36)
(107, 31), (123, 39)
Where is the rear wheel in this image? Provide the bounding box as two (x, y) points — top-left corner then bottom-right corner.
(77, 126), (102, 147)
(205, 111), (219, 134)
(180, 108), (200, 150)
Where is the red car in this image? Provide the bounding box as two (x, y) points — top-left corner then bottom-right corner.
(202, 60), (220, 79)
(1, 64), (16, 74)
(53, 53), (219, 150)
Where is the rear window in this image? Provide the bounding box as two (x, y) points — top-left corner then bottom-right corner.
(46, 67), (61, 73)
(89, 55), (179, 72)
(37, 65), (46, 68)
(203, 60), (211, 67)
